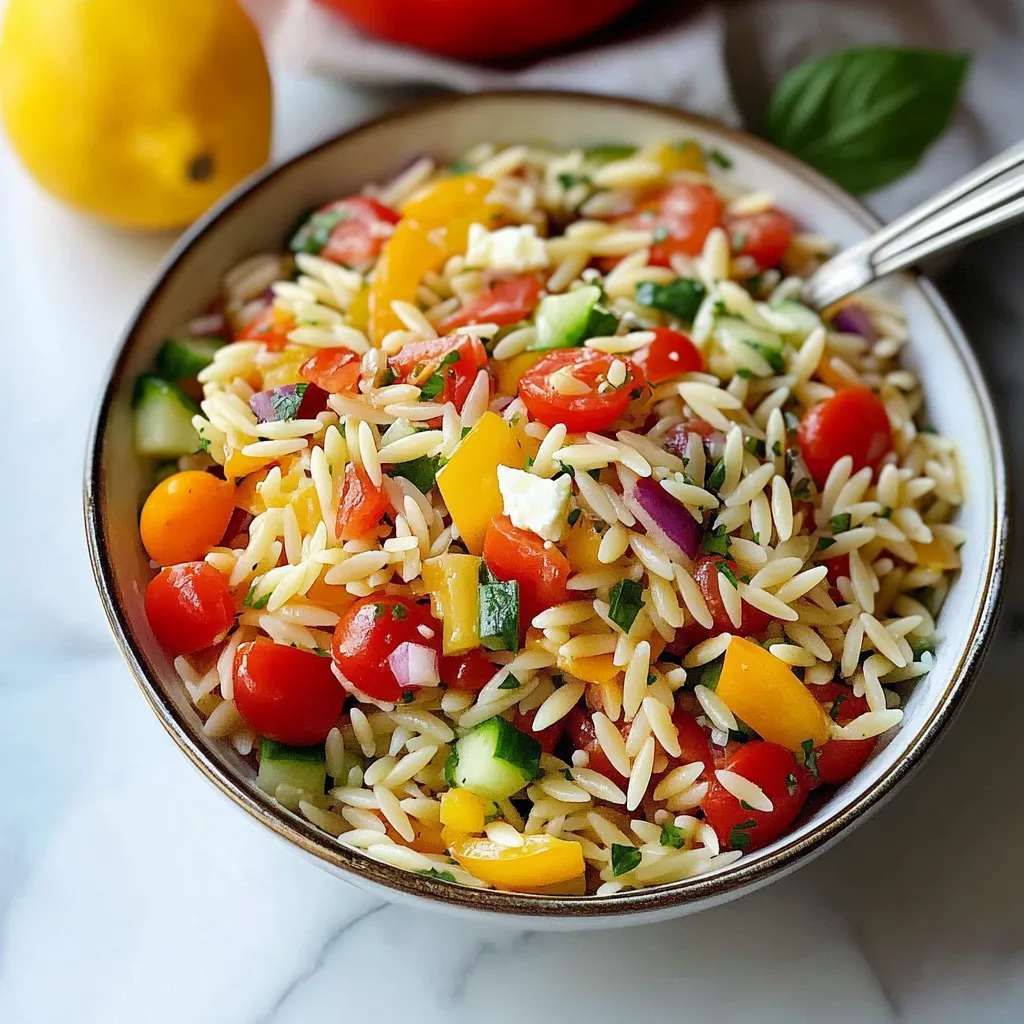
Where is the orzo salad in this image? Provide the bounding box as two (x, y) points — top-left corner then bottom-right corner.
(133, 139), (963, 895)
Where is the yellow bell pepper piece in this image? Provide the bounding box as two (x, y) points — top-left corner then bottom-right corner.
(558, 653), (621, 685)
(913, 537), (961, 571)
(439, 789), (486, 834)
(400, 174), (496, 228)
(645, 139), (706, 174)
(436, 411), (524, 554)
(450, 833), (585, 891)
(565, 517), (606, 573)
(260, 345), (314, 388)
(303, 576), (357, 617)
(716, 636), (831, 751)
(224, 448), (274, 483)
(496, 350), (543, 397)
(347, 285), (370, 332)
(421, 552), (481, 654)
(290, 484), (322, 534)
(522, 875), (587, 896)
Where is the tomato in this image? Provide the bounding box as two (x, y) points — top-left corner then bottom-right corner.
(140, 470), (235, 566)
(233, 639), (345, 745)
(662, 417), (719, 459)
(565, 706), (628, 783)
(825, 553), (851, 588)
(620, 183), (723, 267)
(797, 386), (893, 487)
(145, 561), (234, 655)
(513, 706), (563, 755)
(692, 555), (773, 639)
(315, 0), (640, 59)
(813, 687), (876, 786)
(441, 649), (495, 692)
(518, 348), (646, 433)
(300, 347), (362, 394)
(634, 327), (703, 384)
(336, 463), (389, 542)
(483, 515), (570, 626)
(439, 274), (542, 332)
(237, 305), (294, 351)
(672, 708), (715, 771)
(725, 209), (795, 269)
(389, 332), (488, 412)
(311, 196), (400, 267)
(702, 741), (812, 852)
(332, 596), (441, 702)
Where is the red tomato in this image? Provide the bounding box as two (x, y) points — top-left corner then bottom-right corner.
(316, 0), (639, 59)
(300, 348), (362, 394)
(145, 562), (234, 655)
(389, 333), (488, 412)
(621, 183), (723, 267)
(313, 197), (400, 267)
(513, 706), (563, 755)
(233, 639), (346, 746)
(824, 553), (851, 588)
(518, 348), (646, 433)
(797, 387), (893, 487)
(692, 555), (773, 639)
(439, 274), (542, 332)
(441, 649), (495, 692)
(672, 708), (715, 772)
(237, 306), (294, 351)
(634, 327), (704, 383)
(702, 741), (812, 852)
(565, 706), (629, 783)
(336, 463), (389, 542)
(483, 515), (570, 626)
(662, 417), (720, 459)
(813, 687), (876, 786)
(332, 596), (441, 702)
(725, 209), (795, 269)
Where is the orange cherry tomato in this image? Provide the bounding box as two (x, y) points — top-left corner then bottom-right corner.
(144, 561), (235, 655)
(336, 463), (389, 542)
(300, 347), (362, 394)
(634, 326), (704, 383)
(439, 274), (542, 332)
(620, 182), (723, 267)
(388, 332), (488, 412)
(725, 209), (795, 269)
(140, 470), (235, 566)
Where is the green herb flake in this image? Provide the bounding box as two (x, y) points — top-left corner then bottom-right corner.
(817, 536), (836, 551)
(311, 647), (331, 658)
(708, 148), (733, 169)
(651, 225), (669, 244)
(785, 772), (799, 797)
(372, 602), (387, 621)
(792, 478), (812, 501)
(732, 230), (748, 254)
(419, 372), (445, 401)
(447, 156), (474, 176)
(267, 383), (309, 422)
(801, 738), (819, 781)
(197, 430), (211, 454)
(401, 690), (416, 704)
(736, 368), (754, 380)
(561, 769), (574, 781)
(740, 800), (756, 811)
(567, 508), (582, 527)
(556, 461), (576, 480)
(729, 820), (758, 851)
(498, 673), (521, 690)
(288, 207), (350, 255)
(707, 459), (727, 492)
(634, 278), (707, 324)
(783, 411), (801, 433)
(660, 824), (686, 848)
(829, 694), (848, 721)
(392, 604), (408, 621)
(379, 366), (397, 387)
(879, 505), (893, 519)
(647, 671), (657, 686)
(390, 455), (440, 495)
(557, 171), (591, 190)
(584, 143), (637, 164)
(608, 578), (645, 633)
(772, 441), (783, 457)
(702, 524), (732, 558)
(744, 436), (765, 457)
(418, 868), (456, 882)
(831, 513), (852, 534)
(611, 843), (642, 876)
(717, 562), (739, 589)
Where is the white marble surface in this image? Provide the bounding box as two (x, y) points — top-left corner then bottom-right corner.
(2, 67), (1024, 1024)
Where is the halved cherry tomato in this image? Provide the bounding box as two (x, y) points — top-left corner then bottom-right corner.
(702, 740), (811, 852)
(662, 417), (720, 459)
(725, 209), (795, 269)
(311, 196), (400, 267)
(300, 347), (362, 394)
(140, 471), (235, 566)
(336, 463), (389, 542)
(812, 685), (876, 786)
(332, 596), (442, 702)
(518, 348), (646, 433)
(145, 561), (234, 655)
(620, 183), (723, 267)
(237, 305), (295, 351)
(389, 332), (488, 412)
(513, 706), (563, 755)
(825, 553), (851, 588)
(672, 708), (715, 772)
(692, 555), (773, 639)
(565, 706), (628, 783)
(483, 515), (570, 626)
(234, 639), (345, 745)
(797, 386), (893, 487)
(439, 274), (542, 332)
(634, 327), (704, 383)
(441, 649), (495, 692)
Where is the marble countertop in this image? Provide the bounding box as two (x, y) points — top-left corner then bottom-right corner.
(1, 71), (1022, 1024)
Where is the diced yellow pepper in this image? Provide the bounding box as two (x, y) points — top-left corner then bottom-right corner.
(347, 286), (370, 332)
(450, 833), (585, 891)
(496, 350), (543, 397)
(290, 484), (322, 534)
(224, 448), (274, 484)
(521, 875), (587, 896)
(400, 174), (497, 228)
(260, 345), (315, 388)
(913, 537), (961, 571)
(558, 653), (621, 685)
(716, 637), (831, 751)
(565, 517), (605, 573)
(645, 139), (706, 174)
(436, 411), (524, 554)
(421, 552), (481, 654)
(303, 576), (357, 617)
(440, 789), (487, 834)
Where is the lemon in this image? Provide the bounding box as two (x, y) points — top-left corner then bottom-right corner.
(0, 0), (272, 229)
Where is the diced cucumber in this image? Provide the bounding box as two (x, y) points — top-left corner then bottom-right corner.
(529, 285), (618, 351)
(908, 635), (936, 660)
(713, 317), (785, 378)
(771, 299), (822, 340)
(133, 375), (201, 458)
(257, 738), (327, 799)
(688, 653), (724, 691)
(156, 335), (223, 380)
(444, 716), (541, 801)
(635, 278), (706, 324)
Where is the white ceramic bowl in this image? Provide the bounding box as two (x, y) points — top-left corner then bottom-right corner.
(85, 92), (1009, 928)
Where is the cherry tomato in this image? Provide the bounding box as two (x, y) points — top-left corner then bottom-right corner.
(336, 463), (389, 542)
(389, 332), (488, 412)
(797, 386), (893, 487)
(565, 706), (629, 783)
(145, 561), (234, 655)
(702, 741), (811, 852)
(662, 417), (719, 459)
(233, 639), (345, 745)
(140, 470), (235, 566)
(518, 348), (646, 433)
(441, 649), (495, 692)
(513, 706), (563, 755)
(237, 305), (294, 351)
(672, 708), (715, 772)
(312, 196), (400, 267)
(824, 553), (851, 588)
(725, 209), (795, 269)
(620, 183), (723, 267)
(812, 686), (876, 786)
(439, 274), (542, 332)
(634, 327), (703, 384)
(693, 555), (773, 639)
(332, 596), (441, 702)
(483, 515), (570, 626)
(300, 347), (362, 394)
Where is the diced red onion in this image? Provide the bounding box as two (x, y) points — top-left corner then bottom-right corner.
(249, 384), (307, 423)
(620, 469), (702, 561)
(187, 312), (227, 338)
(832, 303), (878, 342)
(662, 423), (726, 461)
(387, 642), (440, 689)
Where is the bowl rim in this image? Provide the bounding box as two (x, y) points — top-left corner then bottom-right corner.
(84, 89), (1010, 920)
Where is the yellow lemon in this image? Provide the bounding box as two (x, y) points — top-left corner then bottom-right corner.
(0, 0), (272, 228)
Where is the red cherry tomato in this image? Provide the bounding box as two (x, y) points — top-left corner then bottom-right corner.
(300, 347), (362, 394)
(620, 183), (723, 267)
(233, 639), (346, 745)
(634, 327), (704, 383)
(518, 348), (646, 433)
(672, 708), (715, 772)
(565, 706), (629, 783)
(389, 332), (488, 412)
(441, 649), (495, 692)
(797, 386), (893, 487)
(661, 417), (719, 460)
(702, 741), (812, 852)
(336, 463), (389, 542)
(145, 561), (235, 655)
(812, 686), (876, 786)
(236, 306), (294, 351)
(513, 706), (564, 755)
(693, 555), (773, 639)
(439, 274), (542, 332)
(824, 553), (851, 588)
(483, 515), (570, 626)
(332, 596), (441, 702)
(312, 196), (400, 267)
(725, 209), (795, 269)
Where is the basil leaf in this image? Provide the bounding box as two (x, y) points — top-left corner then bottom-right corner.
(390, 455), (440, 495)
(608, 578), (644, 633)
(611, 843), (642, 876)
(766, 46), (969, 195)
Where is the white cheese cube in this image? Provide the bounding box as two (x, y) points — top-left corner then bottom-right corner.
(465, 223), (550, 273)
(497, 465), (571, 542)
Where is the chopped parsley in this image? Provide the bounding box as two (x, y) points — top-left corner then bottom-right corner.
(266, 383), (308, 421)
(611, 843), (642, 876)
(372, 602), (387, 621)
(707, 459), (727, 491)
(392, 604), (408, 621)
(498, 673), (521, 690)
(634, 277), (706, 324)
(311, 647), (331, 658)
(731, 230), (748, 254)
(701, 524), (731, 558)
(736, 368), (755, 380)
(242, 582), (271, 610)
(830, 513), (852, 534)
(792, 478), (812, 501)
(389, 455), (440, 495)
(660, 823), (686, 848)
(561, 768), (575, 781)
(651, 225), (669, 244)
(419, 372), (445, 401)
(556, 461), (575, 479)
(197, 430), (211, 454)
(878, 505), (893, 519)
(418, 868), (456, 882)
(829, 694), (848, 721)
(801, 738), (819, 781)
(744, 436), (766, 457)
(288, 206), (350, 255)
(785, 772), (799, 797)
(557, 171), (591, 190)
(608, 577), (645, 632)
(447, 156), (474, 176)
(401, 690), (416, 704)
(717, 562), (739, 589)
(647, 671), (658, 686)
(567, 508), (582, 527)
(379, 366), (397, 387)
(707, 147), (733, 170)
(817, 536), (836, 551)
(729, 820), (758, 851)
(783, 411), (800, 433)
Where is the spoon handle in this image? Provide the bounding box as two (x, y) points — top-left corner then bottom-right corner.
(803, 140), (1024, 310)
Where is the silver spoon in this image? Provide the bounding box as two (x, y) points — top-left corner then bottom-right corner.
(803, 140), (1024, 310)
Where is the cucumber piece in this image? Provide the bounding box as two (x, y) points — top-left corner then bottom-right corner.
(771, 299), (822, 340)
(908, 635), (936, 660)
(688, 654), (724, 691)
(529, 285), (618, 351)
(132, 375), (201, 458)
(156, 335), (223, 380)
(444, 716), (541, 801)
(635, 278), (706, 324)
(584, 143), (637, 165)
(257, 738), (327, 799)
(713, 317), (785, 378)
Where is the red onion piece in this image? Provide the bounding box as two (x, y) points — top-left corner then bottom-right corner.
(387, 642), (440, 689)
(620, 469), (702, 561)
(249, 384), (309, 423)
(832, 304), (878, 342)
(662, 423), (726, 461)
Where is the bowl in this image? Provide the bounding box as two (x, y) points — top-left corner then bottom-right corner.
(84, 91), (1009, 927)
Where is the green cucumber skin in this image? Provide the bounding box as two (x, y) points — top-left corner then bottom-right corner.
(133, 375), (201, 459)
(257, 738), (327, 799)
(447, 717), (541, 801)
(157, 335), (223, 380)
(530, 285), (604, 351)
